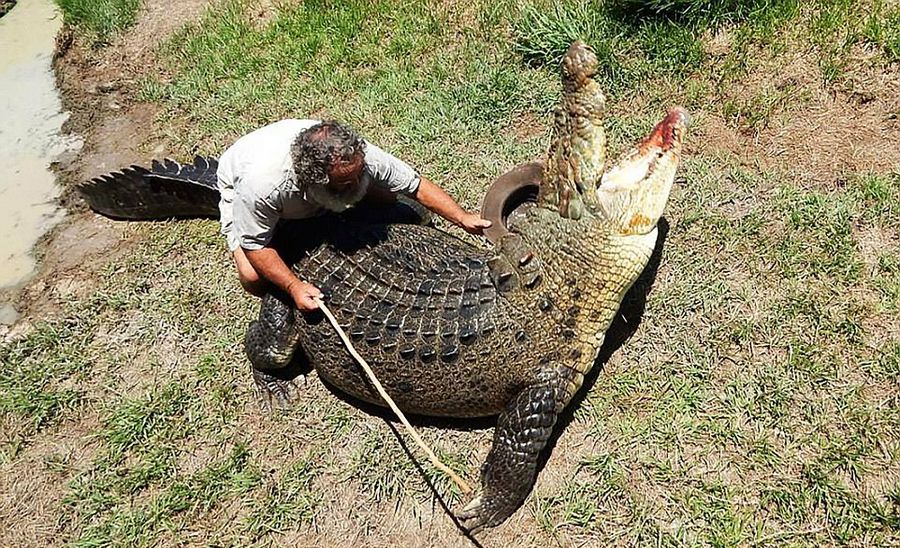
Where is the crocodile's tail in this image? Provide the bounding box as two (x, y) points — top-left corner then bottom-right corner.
(77, 156), (222, 220)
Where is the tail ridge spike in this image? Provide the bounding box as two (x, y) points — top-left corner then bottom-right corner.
(77, 156), (222, 221)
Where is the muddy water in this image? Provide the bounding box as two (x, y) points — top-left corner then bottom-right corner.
(0, 0), (81, 322)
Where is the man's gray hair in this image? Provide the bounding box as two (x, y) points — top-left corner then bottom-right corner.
(291, 120), (366, 186)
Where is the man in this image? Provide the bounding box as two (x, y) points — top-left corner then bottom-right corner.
(217, 119), (491, 312)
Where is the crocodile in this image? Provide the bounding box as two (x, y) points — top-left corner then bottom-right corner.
(78, 40), (688, 533)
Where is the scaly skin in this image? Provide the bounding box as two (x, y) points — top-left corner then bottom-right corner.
(245, 41), (690, 533)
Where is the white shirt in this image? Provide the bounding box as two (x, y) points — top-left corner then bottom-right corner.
(216, 119), (420, 251)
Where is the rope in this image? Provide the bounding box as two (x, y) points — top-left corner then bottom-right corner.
(313, 296), (474, 495)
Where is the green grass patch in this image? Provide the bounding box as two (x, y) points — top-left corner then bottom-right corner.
(773, 186), (862, 284)
(511, 0), (801, 95)
(874, 253), (900, 310)
(811, 0), (900, 82)
(864, 3), (900, 61)
(244, 455), (320, 540)
(532, 453), (628, 533)
(853, 171), (900, 228)
(0, 309), (100, 461)
(74, 444), (262, 546)
(53, 0), (141, 44)
(64, 382), (199, 522)
(347, 427), (422, 503)
(512, 1), (705, 92)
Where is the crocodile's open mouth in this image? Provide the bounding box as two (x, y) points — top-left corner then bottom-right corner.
(597, 107), (690, 194)
(479, 107), (689, 244)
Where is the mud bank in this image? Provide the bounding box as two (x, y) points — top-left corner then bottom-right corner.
(1, 0), (212, 339)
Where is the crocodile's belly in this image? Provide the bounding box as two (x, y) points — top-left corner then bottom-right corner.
(293, 222), (536, 418)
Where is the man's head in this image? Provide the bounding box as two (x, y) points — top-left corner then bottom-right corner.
(291, 120), (370, 212)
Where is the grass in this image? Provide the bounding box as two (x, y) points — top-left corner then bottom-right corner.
(0, 308), (98, 462)
(511, 0), (802, 96)
(141, 0), (556, 210)
(53, 0), (141, 44)
(810, 0), (900, 81)
(2, 0), (900, 545)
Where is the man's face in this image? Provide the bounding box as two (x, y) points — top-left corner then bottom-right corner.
(309, 152), (370, 213)
(326, 153), (365, 193)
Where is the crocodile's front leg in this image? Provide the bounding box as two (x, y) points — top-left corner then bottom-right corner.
(245, 291), (307, 410)
(457, 364), (582, 533)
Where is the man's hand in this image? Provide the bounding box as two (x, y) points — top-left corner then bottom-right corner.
(243, 247), (324, 311)
(456, 212), (493, 235)
(287, 279), (323, 312)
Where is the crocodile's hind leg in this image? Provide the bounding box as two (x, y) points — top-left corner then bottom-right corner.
(245, 291), (311, 411)
(457, 365), (582, 533)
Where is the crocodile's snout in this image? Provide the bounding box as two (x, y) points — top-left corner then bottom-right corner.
(562, 40), (599, 83)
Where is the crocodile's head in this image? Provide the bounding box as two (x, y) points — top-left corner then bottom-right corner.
(542, 38), (687, 237)
(595, 107), (690, 236)
(482, 41), (687, 248)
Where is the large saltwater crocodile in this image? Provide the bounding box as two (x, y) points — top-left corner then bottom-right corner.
(79, 41), (688, 532)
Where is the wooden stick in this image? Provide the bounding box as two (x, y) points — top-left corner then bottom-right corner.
(314, 296), (474, 495)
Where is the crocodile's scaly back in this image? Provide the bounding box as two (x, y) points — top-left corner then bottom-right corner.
(247, 220), (543, 417)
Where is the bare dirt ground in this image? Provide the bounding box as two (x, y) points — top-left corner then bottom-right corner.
(698, 43), (900, 187)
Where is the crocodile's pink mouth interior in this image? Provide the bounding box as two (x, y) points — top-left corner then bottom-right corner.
(640, 107), (690, 155)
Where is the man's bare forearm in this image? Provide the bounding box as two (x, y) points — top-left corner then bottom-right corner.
(414, 176), (491, 234)
(414, 177), (469, 224)
(244, 246), (323, 311)
(244, 247), (302, 294)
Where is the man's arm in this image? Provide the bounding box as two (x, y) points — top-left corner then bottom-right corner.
(244, 247), (322, 312)
(233, 183), (323, 312)
(414, 176), (492, 235)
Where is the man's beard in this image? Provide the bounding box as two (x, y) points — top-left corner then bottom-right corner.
(306, 177), (370, 213)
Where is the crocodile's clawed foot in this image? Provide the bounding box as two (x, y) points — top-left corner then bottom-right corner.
(252, 366), (305, 412)
(456, 492), (516, 535)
